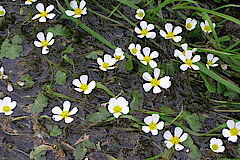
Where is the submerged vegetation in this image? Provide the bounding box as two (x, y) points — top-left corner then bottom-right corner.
(0, 0), (240, 159)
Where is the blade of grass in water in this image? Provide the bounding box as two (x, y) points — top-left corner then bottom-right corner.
(116, 0), (138, 10)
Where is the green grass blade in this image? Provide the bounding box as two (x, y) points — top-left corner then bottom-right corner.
(116, 0), (138, 10)
(197, 48), (237, 56)
(96, 82), (116, 97)
(197, 63), (240, 94)
(214, 4), (240, 11)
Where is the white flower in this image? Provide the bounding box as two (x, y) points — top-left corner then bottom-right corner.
(185, 18), (197, 31)
(137, 47), (159, 68)
(32, 3), (56, 22)
(108, 97), (129, 118)
(65, 0), (87, 18)
(206, 54), (219, 69)
(210, 138), (225, 153)
(174, 43), (197, 58)
(163, 127), (188, 151)
(179, 50), (201, 71)
(34, 32), (55, 54)
(142, 68), (171, 94)
(0, 97), (17, 115)
(200, 20), (216, 34)
(52, 101), (78, 123)
(159, 23), (182, 42)
(135, 9), (145, 20)
(142, 114), (164, 135)
(222, 120), (240, 142)
(128, 43), (141, 56)
(0, 6), (6, 16)
(0, 67), (8, 79)
(7, 83), (13, 92)
(25, 0), (37, 5)
(97, 54), (116, 71)
(72, 75), (96, 94)
(113, 47), (125, 61)
(134, 21), (156, 39)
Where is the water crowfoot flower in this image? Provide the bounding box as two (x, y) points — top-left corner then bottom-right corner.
(0, 6), (6, 16)
(65, 0), (87, 18)
(210, 138), (225, 153)
(222, 120), (240, 142)
(179, 51), (201, 71)
(137, 47), (159, 68)
(0, 97), (17, 115)
(7, 83), (13, 92)
(134, 21), (156, 39)
(159, 23), (182, 42)
(113, 47), (125, 61)
(200, 20), (216, 34)
(174, 43), (197, 58)
(32, 3), (56, 22)
(163, 127), (188, 151)
(25, 0), (37, 5)
(128, 43), (141, 56)
(142, 114), (164, 135)
(206, 54), (219, 69)
(135, 9), (145, 20)
(72, 75), (96, 94)
(185, 18), (197, 31)
(34, 32), (55, 54)
(97, 54), (116, 71)
(52, 101), (78, 123)
(108, 97), (129, 118)
(142, 68), (171, 94)
(0, 67), (8, 79)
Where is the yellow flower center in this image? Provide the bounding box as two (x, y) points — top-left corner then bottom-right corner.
(137, 12), (144, 17)
(141, 29), (149, 36)
(170, 136), (180, 145)
(149, 122), (157, 130)
(185, 59), (193, 66)
(115, 55), (121, 61)
(230, 128), (239, 136)
(40, 11), (48, 18)
(74, 8), (83, 15)
(166, 32), (175, 39)
(143, 56), (152, 63)
(131, 48), (138, 55)
(207, 60), (214, 66)
(2, 106), (11, 113)
(60, 111), (70, 118)
(80, 84), (89, 91)
(0, 11), (5, 16)
(113, 105), (122, 113)
(150, 78), (160, 87)
(102, 62), (110, 69)
(204, 26), (211, 32)
(186, 23), (192, 29)
(211, 144), (219, 150)
(41, 40), (49, 47)
(27, 0), (33, 2)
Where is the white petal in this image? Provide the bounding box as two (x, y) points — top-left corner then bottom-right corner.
(142, 72), (152, 81)
(179, 55), (186, 62)
(52, 115), (63, 121)
(147, 32), (156, 39)
(32, 14), (40, 20)
(140, 21), (147, 29)
(37, 32), (45, 41)
(180, 133), (188, 142)
(82, 8), (87, 15)
(65, 10), (75, 16)
(186, 18), (191, 23)
(152, 114), (159, 123)
(39, 17), (47, 23)
(207, 54), (214, 61)
(72, 79), (81, 87)
(144, 116), (153, 125)
(36, 3), (44, 12)
(5, 111), (13, 115)
(153, 86), (161, 94)
(217, 146), (225, 153)
(70, 0), (78, 9)
(47, 13), (56, 19)
(150, 129), (158, 136)
(9, 101), (17, 109)
(157, 121), (164, 130)
(165, 23), (173, 33)
(235, 122), (240, 130)
(69, 107), (78, 115)
(48, 39), (55, 46)
(34, 41), (42, 47)
(84, 88), (92, 94)
(212, 57), (219, 63)
(104, 54), (112, 62)
(164, 140), (174, 149)
(80, 0), (86, 9)
(228, 136), (238, 142)
(42, 47), (49, 54)
(175, 144), (184, 151)
(63, 101), (71, 111)
(121, 106), (129, 114)
(191, 64), (200, 70)
(185, 50), (192, 59)
(142, 47), (151, 56)
(52, 106), (62, 114)
(97, 58), (103, 65)
(150, 51), (159, 59)
(46, 5), (54, 12)
(74, 88), (82, 92)
(181, 43), (188, 50)
(163, 131), (173, 140)
(113, 113), (121, 118)
(160, 76), (171, 89)
(173, 26), (182, 35)
(65, 117), (74, 123)
(192, 55), (201, 62)
(159, 30), (166, 38)
(80, 75), (88, 84)
(173, 36), (182, 42)
(154, 68), (160, 79)
(174, 49), (182, 57)
(142, 126), (150, 133)
(117, 97), (128, 107)
(174, 127), (183, 137)
(88, 81), (96, 90)
(147, 24), (154, 31)
(149, 60), (157, 68)
(134, 27), (141, 34)
(143, 83), (152, 92)
(46, 32), (53, 41)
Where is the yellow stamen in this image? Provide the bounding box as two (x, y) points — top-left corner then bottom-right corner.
(2, 106), (11, 113)
(170, 136), (180, 145)
(186, 23), (192, 29)
(211, 144), (219, 150)
(74, 8), (82, 15)
(41, 40), (49, 47)
(115, 55), (121, 61)
(149, 122), (157, 130)
(40, 11), (48, 17)
(137, 12), (144, 17)
(60, 111), (70, 118)
(207, 60), (214, 66)
(131, 48), (137, 55)
(143, 56), (152, 63)
(150, 78), (160, 87)
(0, 11), (5, 16)
(230, 128), (239, 136)
(166, 32), (175, 39)
(102, 63), (110, 69)
(141, 29), (149, 36)
(204, 26), (211, 32)
(185, 59), (193, 66)
(80, 84), (89, 91)
(113, 105), (122, 113)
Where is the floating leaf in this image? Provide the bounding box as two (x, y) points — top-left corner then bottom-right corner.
(49, 124), (62, 137)
(87, 107), (110, 122)
(55, 70), (67, 85)
(30, 94), (48, 114)
(160, 106), (176, 115)
(29, 145), (50, 160)
(183, 112), (202, 132)
(85, 50), (104, 59)
(188, 144), (202, 159)
(63, 44), (74, 53)
(125, 57), (133, 71)
(47, 25), (71, 37)
(20, 74), (34, 87)
(130, 90), (143, 111)
(73, 140), (95, 160)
